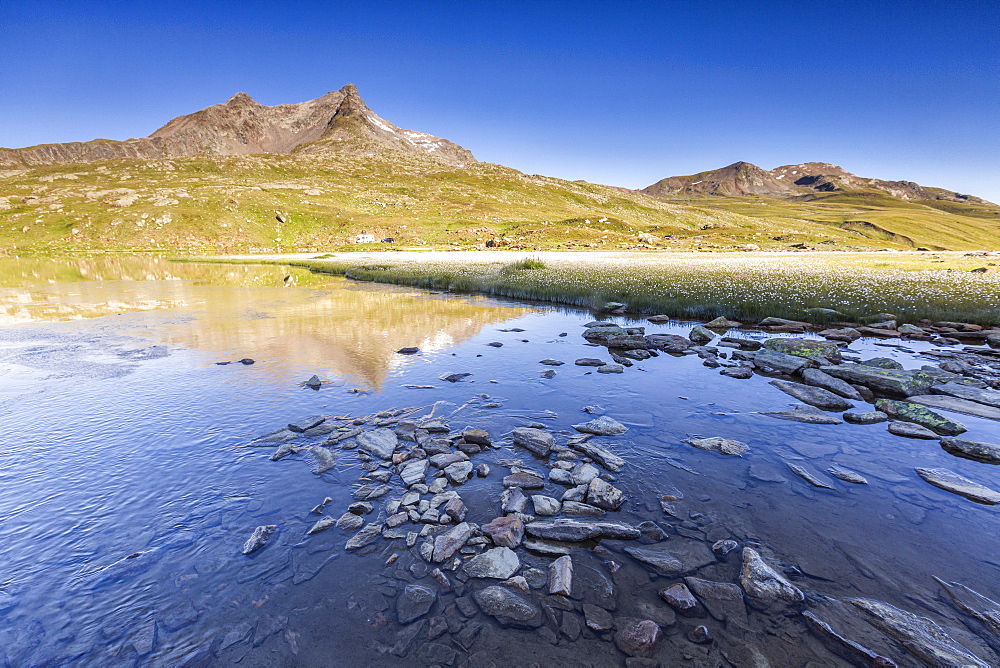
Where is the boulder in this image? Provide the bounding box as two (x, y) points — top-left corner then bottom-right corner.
(549, 555), (573, 596)
(574, 357), (607, 367)
(606, 334), (650, 350)
(345, 523), (383, 551)
(645, 333), (693, 353)
(688, 325), (715, 344)
(888, 421), (939, 439)
(531, 495), (561, 516)
(704, 316), (742, 329)
(843, 410), (888, 425)
(432, 522), (472, 562)
(397, 584), (436, 624)
(524, 518), (641, 541)
(909, 394), (1000, 421)
(503, 471), (545, 489)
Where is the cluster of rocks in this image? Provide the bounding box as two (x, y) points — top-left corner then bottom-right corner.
(578, 317), (1000, 505)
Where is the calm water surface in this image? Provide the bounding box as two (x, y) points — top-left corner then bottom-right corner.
(0, 257), (998, 667)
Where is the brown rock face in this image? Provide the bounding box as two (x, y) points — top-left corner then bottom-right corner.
(0, 84), (475, 168)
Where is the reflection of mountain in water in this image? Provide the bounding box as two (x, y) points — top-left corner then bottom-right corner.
(0, 256), (534, 388)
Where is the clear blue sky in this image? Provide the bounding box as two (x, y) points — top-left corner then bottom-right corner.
(2, 0), (998, 200)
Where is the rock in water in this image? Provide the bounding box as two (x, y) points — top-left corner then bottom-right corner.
(473, 586), (544, 628)
(288, 415), (325, 432)
(531, 495), (560, 516)
(752, 349), (812, 375)
(847, 597), (989, 667)
(939, 437), (1000, 464)
(614, 619), (662, 657)
(310, 446), (336, 474)
(396, 347), (420, 354)
(739, 548), (804, 607)
(908, 394), (1000, 421)
(399, 459), (429, 486)
(625, 541), (716, 576)
(788, 464), (835, 489)
(888, 421), (938, 439)
(659, 583), (701, 615)
(843, 410), (888, 424)
(875, 399), (966, 436)
(688, 325), (715, 344)
(463, 547), (520, 579)
(931, 382), (1000, 409)
(801, 610), (897, 667)
(933, 576), (1000, 637)
(770, 380), (854, 411)
(763, 338), (842, 363)
(305, 517), (335, 535)
(357, 428), (398, 459)
(432, 522), (472, 562)
(800, 368), (864, 400)
(763, 404), (843, 424)
(827, 465), (868, 484)
(572, 415), (628, 435)
(481, 516), (524, 548)
(304, 375), (322, 389)
(242, 525), (276, 555)
(586, 477), (626, 510)
(511, 427), (554, 456)
(916, 468), (1000, 504)
(397, 584), (436, 624)
(549, 555), (573, 596)
(336, 512), (364, 531)
(684, 437), (749, 456)
(345, 523), (383, 551)
(525, 518), (641, 541)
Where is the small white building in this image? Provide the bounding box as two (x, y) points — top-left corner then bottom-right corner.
(354, 234), (376, 244)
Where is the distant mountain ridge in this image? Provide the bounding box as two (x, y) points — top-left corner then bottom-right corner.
(642, 161), (992, 205)
(0, 84), (476, 168)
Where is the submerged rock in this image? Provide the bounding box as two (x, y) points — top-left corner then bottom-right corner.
(801, 610), (897, 667)
(242, 525), (276, 555)
(624, 540), (716, 576)
(847, 597), (989, 667)
(934, 577), (1000, 637)
(397, 584), (436, 624)
(288, 415), (325, 432)
(739, 548), (804, 607)
(659, 583), (702, 616)
(684, 577), (747, 625)
(336, 512), (364, 531)
(827, 465), (868, 484)
(345, 523), (383, 550)
(432, 522), (472, 562)
(309, 447), (337, 474)
(876, 399), (966, 436)
(305, 517), (336, 535)
(684, 437), (749, 456)
(916, 468), (1000, 504)
(770, 380), (854, 411)
(788, 464), (835, 489)
(763, 404), (843, 424)
(474, 586), (544, 628)
(586, 477), (626, 510)
(568, 440), (626, 472)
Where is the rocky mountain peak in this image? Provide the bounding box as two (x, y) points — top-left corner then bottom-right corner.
(0, 84), (476, 168)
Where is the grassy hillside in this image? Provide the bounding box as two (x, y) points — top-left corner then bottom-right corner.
(0, 153), (997, 254)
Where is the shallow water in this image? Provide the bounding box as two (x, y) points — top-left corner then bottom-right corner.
(1, 256), (998, 667)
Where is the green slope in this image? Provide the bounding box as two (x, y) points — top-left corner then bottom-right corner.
(0, 153), (997, 254)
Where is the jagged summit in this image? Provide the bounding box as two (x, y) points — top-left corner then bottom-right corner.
(643, 161), (991, 205)
(0, 84), (476, 168)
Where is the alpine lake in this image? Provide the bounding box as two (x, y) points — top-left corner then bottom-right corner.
(1, 255), (998, 667)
